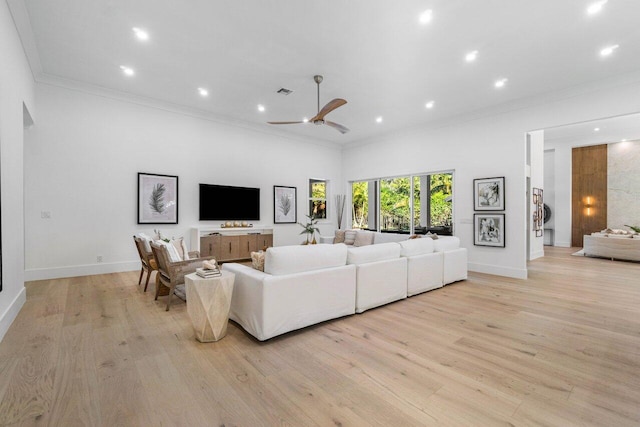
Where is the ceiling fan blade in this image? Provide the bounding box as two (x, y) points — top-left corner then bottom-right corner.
(325, 120), (350, 134)
(309, 98), (347, 122)
(267, 121), (305, 125)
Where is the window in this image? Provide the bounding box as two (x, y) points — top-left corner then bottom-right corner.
(352, 180), (377, 230)
(309, 179), (327, 219)
(351, 171), (453, 234)
(380, 177), (411, 232)
(413, 173), (453, 234)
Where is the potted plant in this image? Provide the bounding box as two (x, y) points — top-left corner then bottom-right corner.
(298, 214), (320, 244)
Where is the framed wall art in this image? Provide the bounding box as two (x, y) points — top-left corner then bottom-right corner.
(138, 172), (178, 224)
(274, 185), (297, 224)
(533, 187), (543, 237)
(474, 213), (505, 247)
(474, 176), (505, 211)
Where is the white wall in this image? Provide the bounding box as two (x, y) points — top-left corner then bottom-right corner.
(24, 83), (343, 280)
(0, 0), (34, 341)
(608, 140), (640, 230)
(528, 130), (544, 260)
(343, 78), (640, 278)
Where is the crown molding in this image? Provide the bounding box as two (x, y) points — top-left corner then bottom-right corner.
(6, 0), (42, 79)
(35, 73), (341, 150)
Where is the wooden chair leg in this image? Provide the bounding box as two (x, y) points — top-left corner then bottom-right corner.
(138, 267), (144, 285)
(155, 275), (162, 301)
(165, 283), (176, 311)
(143, 269), (151, 292)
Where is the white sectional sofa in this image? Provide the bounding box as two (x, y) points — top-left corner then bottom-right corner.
(222, 232), (467, 341)
(398, 237), (444, 296)
(347, 243), (408, 313)
(221, 244), (356, 341)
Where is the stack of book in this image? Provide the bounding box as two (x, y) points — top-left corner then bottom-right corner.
(196, 267), (221, 278)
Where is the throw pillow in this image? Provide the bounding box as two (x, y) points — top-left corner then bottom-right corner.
(158, 240), (182, 263)
(251, 251), (265, 271)
(409, 234), (422, 240)
(425, 232), (439, 240)
(334, 230), (346, 244)
(354, 230), (374, 247)
(137, 233), (153, 252)
(171, 237), (190, 260)
(344, 230), (357, 245)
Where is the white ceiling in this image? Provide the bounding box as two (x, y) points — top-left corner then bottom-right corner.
(10, 0), (640, 145)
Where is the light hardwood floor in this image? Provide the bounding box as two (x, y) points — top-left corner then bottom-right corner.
(1, 247), (639, 426)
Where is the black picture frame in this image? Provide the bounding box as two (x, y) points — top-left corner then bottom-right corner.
(273, 185), (297, 224)
(137, 172), (178, 224)
(474, 176), (505, 211)
(474, 213), (506, 247)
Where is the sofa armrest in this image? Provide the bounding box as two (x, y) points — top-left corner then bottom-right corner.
(221, 263), (268, 337)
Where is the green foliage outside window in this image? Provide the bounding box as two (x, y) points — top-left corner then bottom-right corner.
(352, 173), (452, 231)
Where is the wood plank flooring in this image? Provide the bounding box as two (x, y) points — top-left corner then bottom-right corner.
(1, 247), (639, 426)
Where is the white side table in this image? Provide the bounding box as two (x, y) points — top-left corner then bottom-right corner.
(185, 271), (235, 342)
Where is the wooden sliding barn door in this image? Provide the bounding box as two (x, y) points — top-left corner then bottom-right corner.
(571, 144), (607, 247)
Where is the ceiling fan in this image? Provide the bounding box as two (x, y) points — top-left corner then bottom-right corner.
(268, 75), (350, 134)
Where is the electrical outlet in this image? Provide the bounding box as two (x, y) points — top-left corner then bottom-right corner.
(41, 211), (51, 219)
(96, 256), (103, 263)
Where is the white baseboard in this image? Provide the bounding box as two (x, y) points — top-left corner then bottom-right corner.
(468, 262), (528, 280)
(0, 286), (27, 343)
(554, 240), (571, 248)
(25, 261), (140, 282)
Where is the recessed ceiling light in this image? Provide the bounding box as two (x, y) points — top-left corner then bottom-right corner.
(376, 116), (383, 123)
(465, 50), (478, 62)
(600, 44), (619, 57)
(419, 9), (433, 24)
(425, 101), (435, 109)
(257, 104), (265, 112)
(197, 87), (208, 97)
(587, 0), (608, 15)
(594, 127), (600, 132)
(132, 27), (149, 41)
(119, 65), (135, 76)
(494, 78), (508, 88)
(303, 117), (309, 123)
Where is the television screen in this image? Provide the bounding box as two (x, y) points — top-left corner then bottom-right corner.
(199, 184), (260, 221)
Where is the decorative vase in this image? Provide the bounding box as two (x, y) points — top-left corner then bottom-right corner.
(312, 236), (317, 244)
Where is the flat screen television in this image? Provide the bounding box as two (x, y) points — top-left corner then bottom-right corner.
(199, 184), (260, 221)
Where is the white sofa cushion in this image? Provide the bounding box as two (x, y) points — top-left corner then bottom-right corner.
(433, 236), (461, 252)
(406, 252), (444, 296)
(373, 232), (410, 244)
(347, 242), (401, 265)
(265, 243), (347, 275)
(444, 248), (468, 284)
(398, 237), (435, 257)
